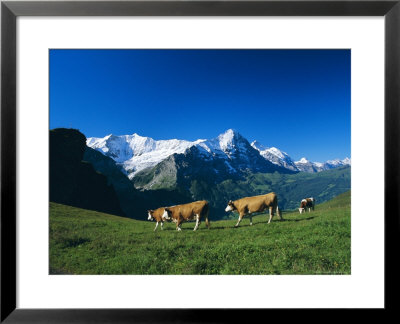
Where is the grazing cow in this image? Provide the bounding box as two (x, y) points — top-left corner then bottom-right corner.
(298, 198), (315, 214)
(162, 200), (210, 231)
(147, 207), (168, 231)
(225, 192), (283, 227)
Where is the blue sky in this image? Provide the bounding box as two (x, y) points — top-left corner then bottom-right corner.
(50, 49), (350, 162)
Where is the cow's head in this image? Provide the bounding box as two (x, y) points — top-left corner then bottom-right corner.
(162, 208), (171, 220)
(147, 210), (154, 221)
(299, 200), (307, 213)
(225, 200), (236, 212)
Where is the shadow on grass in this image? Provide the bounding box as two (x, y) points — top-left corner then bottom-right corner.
(150, 225), (212, 232)
(284, 216), (317, 222)
(207, 225), (230, 230)
(211, 216), (317, 229)
(149, 216), (315, 232)
(210, 219), (282, 230)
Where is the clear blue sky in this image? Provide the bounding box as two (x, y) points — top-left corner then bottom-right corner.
(50, 49), (350, 162)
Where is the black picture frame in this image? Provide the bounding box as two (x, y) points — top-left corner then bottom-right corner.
(1, 0), (399, 322)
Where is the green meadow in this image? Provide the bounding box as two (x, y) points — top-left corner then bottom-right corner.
(49, 191), (351, 275)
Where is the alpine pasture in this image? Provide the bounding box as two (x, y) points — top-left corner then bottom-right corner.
(49, 191), (351, 275)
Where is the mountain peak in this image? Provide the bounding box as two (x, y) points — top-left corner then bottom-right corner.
(219, 128), (241, 139)
(224, 128), (236, 134)
(342, 157), (351, 164)
(297, 157), (309, 163)
(216, 129), (246, 153)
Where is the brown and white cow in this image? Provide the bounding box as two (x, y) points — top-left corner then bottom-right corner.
(298, 197), (315, 213)
(162, 200), (210, 231)
(147, 207), (168, 231)
(225, 192), (283, 227)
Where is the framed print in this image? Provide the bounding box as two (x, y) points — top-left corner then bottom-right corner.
(1, 0), (399, 322)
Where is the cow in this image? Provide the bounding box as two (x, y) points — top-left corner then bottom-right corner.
(225, 192), (283, 227)
(162, 200), (210, 231)
(147, 207), (168, 231)
(298, 197), (315, 214)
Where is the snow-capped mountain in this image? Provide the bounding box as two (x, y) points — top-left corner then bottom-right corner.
(294, 157), (351, 172)
(325, 157), (351, 168)
(294, 157), (321, 173)
(251, 141), (298, 171)
(87, 129), (351, 178)
(87, 129), (285, 179)
(130, 130), (289, 190)
(194, 129), (268, 169)
(251, 140), (350, 173)
(87, 133), (199, 177)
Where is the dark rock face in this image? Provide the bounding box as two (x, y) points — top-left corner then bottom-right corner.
(83, 147), (150, 219)
(50, 128), (125, 217)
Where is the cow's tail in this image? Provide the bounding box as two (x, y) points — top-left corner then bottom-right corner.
(203, 201), (211, 229)
(275, 196), (283, 220)
(277, 205), (283, 220)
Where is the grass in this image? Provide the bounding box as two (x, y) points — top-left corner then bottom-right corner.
(49, 191), (351, 275)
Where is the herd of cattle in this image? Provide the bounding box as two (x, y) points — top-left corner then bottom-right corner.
(147, 192), (316, 231)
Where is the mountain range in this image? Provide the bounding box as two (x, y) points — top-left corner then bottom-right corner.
(87, 129), (350, 177)
(49, 128), (351, 220)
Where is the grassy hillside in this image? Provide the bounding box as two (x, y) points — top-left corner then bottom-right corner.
(49, 191), (350, 275)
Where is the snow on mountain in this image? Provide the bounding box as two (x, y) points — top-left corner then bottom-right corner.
(294, 157), (320, 173)
(197, 129), (251, 159)
(294, 157), (351, 173)
(325, 158), (351, 167)
(297, 157), (309, 164)
(251, 141), (298, 171)
(87, 129), (253, 178)
(87, 133), (197, 177)
(87, 129), (351, 177)
(342, 157), (351, 165)
(216, 129), (243, 153)
(250, 140), (267, 152)
(251, 139), (351, 173)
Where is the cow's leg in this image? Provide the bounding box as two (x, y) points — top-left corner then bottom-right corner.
(193, 214), (200, 231)
(154, 222), (159, 231)
(160, 222), (164, 230)
(176, 218), (182, 231)
(249, 213), (253, 226)
(268, 206), (274, 224)
(235, 213), (244, 227)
